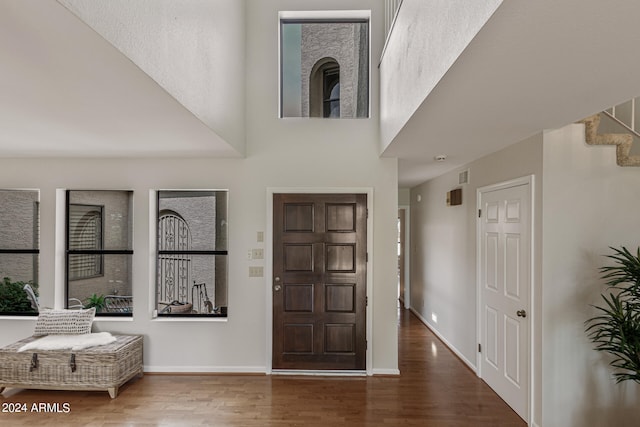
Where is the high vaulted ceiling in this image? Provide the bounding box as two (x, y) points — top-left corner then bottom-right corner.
(2, 0), (640, 187)
(385, 0), (640, 187)
(0, 0), (241, 158)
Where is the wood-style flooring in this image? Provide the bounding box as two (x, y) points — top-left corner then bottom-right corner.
(0, 308), (525, 426)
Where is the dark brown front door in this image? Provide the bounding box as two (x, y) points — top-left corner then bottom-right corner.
(273, 193), (367, 370)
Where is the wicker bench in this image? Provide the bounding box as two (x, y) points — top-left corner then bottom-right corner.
(0, 334), (143, 398)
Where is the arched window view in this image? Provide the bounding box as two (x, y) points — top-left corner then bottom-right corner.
(156, 190), (228, 317)
(280, 19), (368, 118)
(322, 65), (340, 118)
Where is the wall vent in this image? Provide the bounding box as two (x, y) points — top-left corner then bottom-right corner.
(458, 169), (470, 185)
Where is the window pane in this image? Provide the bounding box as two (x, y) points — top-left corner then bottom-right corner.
(157, 190), (228, 317)
(0, 189), (39, 315)
(157, 254), (227, 316)
(68, 254), (132, 313)
(0, 190), (39, 250)
(158, 191), (228, 252)
(0, 275), (38, 314)
(281, 20), (369, 118)
(68, 191), (133, 250)
(0, 253), (38, 284)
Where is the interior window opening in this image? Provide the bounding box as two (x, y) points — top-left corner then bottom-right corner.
(280, 17), (369, 118)
(156, 190), (228, 318)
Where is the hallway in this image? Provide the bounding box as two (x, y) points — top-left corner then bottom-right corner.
(1, 309), (525, 426)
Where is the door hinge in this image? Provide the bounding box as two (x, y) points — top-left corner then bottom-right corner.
(366, 252), (369, 262)
(366, 296), (368, 306)
(478, 343), (482, 353)
(366, 208), (369, 219)
(478, 209), (482, 218)
(366, 340), (368, 350)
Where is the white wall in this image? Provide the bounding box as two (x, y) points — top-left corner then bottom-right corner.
(542, 124), (640, 427)
(0, 0), (398, 374)
(410, 133), (543, 425)
(398, 188), (410, 205)
(379, 0), (502, 152)
(59, 0), (247, 154)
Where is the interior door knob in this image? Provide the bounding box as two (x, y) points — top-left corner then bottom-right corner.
(516, 310), (527, 318)
(274, 284), (282, 292)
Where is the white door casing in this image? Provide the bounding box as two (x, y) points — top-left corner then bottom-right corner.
(477, 177), (532, 422)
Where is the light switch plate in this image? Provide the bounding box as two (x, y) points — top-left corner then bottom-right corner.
(251, 248), (264, 260)
(249, 266), (264, 277)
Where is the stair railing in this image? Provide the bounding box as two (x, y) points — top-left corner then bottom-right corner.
(605, 97), (640, 138)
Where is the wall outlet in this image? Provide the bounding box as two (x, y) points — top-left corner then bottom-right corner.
(249, 266), (264, 277)
(257, 231), (264, 242)
(251, 248), (264, 260)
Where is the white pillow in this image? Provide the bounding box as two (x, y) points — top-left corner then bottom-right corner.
(33, 308), (96, 336)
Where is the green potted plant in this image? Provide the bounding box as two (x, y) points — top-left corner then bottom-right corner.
(586, 246), (640, 383)
(0, 277), (38, 313)
(84, 293), (106, 313)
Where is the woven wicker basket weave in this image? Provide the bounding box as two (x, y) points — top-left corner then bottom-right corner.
(0, 334), (143, 398)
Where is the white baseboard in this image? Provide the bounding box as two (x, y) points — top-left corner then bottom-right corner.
(144, 366), (400, 376)
(372, 368), (400, 376)
(409, 307), (477, 373)
(272, 370), (366, 377)
(144, 365), (266, 374)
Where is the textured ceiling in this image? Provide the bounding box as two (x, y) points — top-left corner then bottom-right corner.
(385, 0), (640, 187)
(0, 0), (240, 158)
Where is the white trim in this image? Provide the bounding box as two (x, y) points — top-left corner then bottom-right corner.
(148, 190), (157, 318)
(54, 189), (66, 309)
(410, 307), (477, 373)
(272, 370), (366, 377)
(476, 175), (535, 425)
(266, 187), (374, 376)
(93, 317), (133, 323)
(279, 10), (371, 21)
(371, 368), (400, 376)
(144, 365), (266, 374)
(55, 189), (136, 311)
(398, 204), (410, 308)
(151, 317), (228, 323)
(148, 188), (230, 321)
(277, 10), (372, 119)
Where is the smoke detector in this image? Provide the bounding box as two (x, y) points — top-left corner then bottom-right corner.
(434, 154), (447, 162)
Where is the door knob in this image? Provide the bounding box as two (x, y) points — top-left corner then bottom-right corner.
(516, 309), (527, 318)
(274, 284), (282, 292)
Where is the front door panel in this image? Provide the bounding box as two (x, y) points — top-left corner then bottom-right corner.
(273, 193), (367, 370)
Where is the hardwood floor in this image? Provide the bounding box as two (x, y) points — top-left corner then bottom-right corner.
(1, 309), (525, 426)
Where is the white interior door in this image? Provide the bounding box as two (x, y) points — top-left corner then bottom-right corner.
(478, 181), (531, 422)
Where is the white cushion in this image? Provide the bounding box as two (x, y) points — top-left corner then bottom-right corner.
(33, 308), (96, 336)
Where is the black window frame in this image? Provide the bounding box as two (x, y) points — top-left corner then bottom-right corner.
(65, 190), (133, 316)
(0, 190), (40, 316)
(156, 190), (228, 318)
